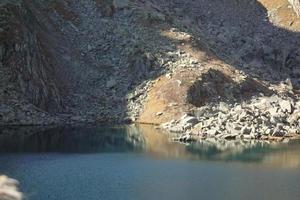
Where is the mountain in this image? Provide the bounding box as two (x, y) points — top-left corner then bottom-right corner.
(0, 0), (300, 133)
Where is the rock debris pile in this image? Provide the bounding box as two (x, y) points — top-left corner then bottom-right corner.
(162, 95), (300, 141)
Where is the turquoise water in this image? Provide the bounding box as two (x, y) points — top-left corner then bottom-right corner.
(0, 125), (300, 200)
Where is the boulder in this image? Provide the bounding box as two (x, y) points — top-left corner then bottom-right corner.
(279, 100), (292, 113)
(0, 176), (22, 200)
(206, 129), (219, 136)
(106, 78), (117, 88)
(219, 102), (230, 113)
(179, 114), (198, 125)
(288, 110), (300, 125)
(113, 0), (130, 10)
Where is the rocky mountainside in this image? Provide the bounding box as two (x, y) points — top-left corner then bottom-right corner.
(0, 0), (166, 124)
(0, 0), (300, 139)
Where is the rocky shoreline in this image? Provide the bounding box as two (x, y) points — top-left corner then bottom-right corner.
(161, 94), (300, 142)
(1, 0), (300, 142)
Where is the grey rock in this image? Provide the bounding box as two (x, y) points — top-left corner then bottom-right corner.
(106, 79), (117, 88)
(221, 133), (238, 140)
(242, 135), (254, 140)
(194, 106), (211, 118)
(241, 126), (252, 135)
(219, 102), (230, 113)
(180, 114), (198, 125)
(279, 100), (292, 113)
(288, 110), (300, 125)
(179, 134), (195, 142)
(0, 175), (22, 200)
(113, 0), (130, 10)
(206, 129), (219, 136)
(169, 126), (183, 133)
(272, 124), (286, 137)
(265, 128), (273, 135)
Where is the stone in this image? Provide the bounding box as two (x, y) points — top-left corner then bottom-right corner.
(264, 128), (272, 135)
(123, 117), (134, 124)
(169, 125), (183, 133)
(147, 10), (166, 23)
(272, 124), (286, 137)
(156, 112), (163, 116)
(180, 114), (198, 125)
(279, 100), (292, 113)
(160, 95), (282, 140)
(0, 176), (22, 200)
(222, 134), (238, 140)
(113, 0), (130, 10)
(269, 105), (282, 115)
(194, 106), (211, 118)
(182, 123), (193, 130)
(242, 135), (253, 140)
(106, 79), (117, 88)
(166, 73), (172, 79)
(71, 116), (85, 122)
(287, 110), (300, 125)
(241, 126), (252, 135)
(219, 102), (230, 113)
(206, 129), (219, 136)
(179, 134), (196, 142)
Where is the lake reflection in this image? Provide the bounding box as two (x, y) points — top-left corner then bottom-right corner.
(0, 125), (300, 168)
(1, 125), (300, 200)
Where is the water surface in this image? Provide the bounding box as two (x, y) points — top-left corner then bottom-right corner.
(0, 125), (300, 200)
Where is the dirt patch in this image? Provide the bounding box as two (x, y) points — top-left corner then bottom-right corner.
(259, 0), (300, 30)
(138, 75), (192, 125)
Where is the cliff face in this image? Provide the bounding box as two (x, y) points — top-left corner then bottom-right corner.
(0, 0), (163, 125)
(0, 1), (63, 112)
(0, 0), (300, 126)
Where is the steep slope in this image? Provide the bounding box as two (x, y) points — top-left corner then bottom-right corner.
(0, 0), (300, 135)
(138, 0), (300, 139)
(0, 0), (175, 124)
(0, 0), (67, 124)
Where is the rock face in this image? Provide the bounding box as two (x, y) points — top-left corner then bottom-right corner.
(1, 0), (300, 132)
(0, 176), (22, 200)
(289, 0), (300, 16)
(0, 0), (163, 125)
(0, 1), (63, 111)
(0, 1), (75, 125)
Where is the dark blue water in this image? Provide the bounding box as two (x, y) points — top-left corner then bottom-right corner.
(0, 125), (300, 200)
